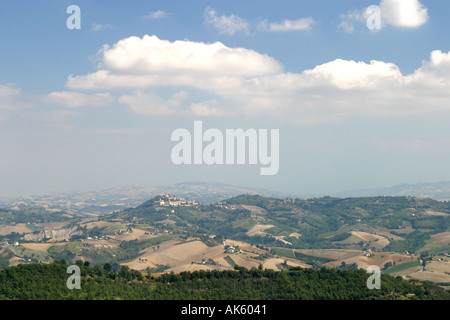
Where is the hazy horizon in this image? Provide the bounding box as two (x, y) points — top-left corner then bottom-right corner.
(2, 1), (450, 198)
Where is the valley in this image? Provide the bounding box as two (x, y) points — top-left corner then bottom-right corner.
(1, 193), (449, 288)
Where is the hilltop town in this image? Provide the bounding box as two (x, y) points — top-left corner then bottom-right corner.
(154, 194), (199, 207)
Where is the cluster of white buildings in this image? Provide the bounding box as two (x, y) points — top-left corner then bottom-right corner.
(154, 194), (198, 207)
(215, 202), (236, 210)
(4, 241), (20, 246)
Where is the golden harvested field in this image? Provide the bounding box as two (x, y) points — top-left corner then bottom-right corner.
(0, 224), (32, 235)
(83, 221), (123, 230)
(295, 249), (362, 260)
(123, 237), (293, 273)
(21, 242), (65, 252)
(425, 210), (448, 217)
(273, 236), (292, 245)
(409, 270), (450, 283)
(368, 229), (404, 241)
(430, 232), (450, 246)
(325, 252), (415, 270)
(214, 256), (235, 268)
(262, 258), (310, 271)
(8, 256), (23, 267)
(110, 228), (158, 241)
(168, 264), (231, 273)
(290, 232), (302, 239)
(426, 260), (450, 274)
(123, 240), (225, 271)
(240, 205), (267, 215)
(229, 253), (260, 269)
(351, 231), (390, 250)
(246, 224), (274, 236)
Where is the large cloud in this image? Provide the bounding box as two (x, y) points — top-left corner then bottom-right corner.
(66, 35), (450, 122)
(67, 35), (282, 90)
(101, 35), (282, 77)
(380, 0), (429, 28)
(339, 0), (429, 33)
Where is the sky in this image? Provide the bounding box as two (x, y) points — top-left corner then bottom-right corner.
(1, 0), (450, 197)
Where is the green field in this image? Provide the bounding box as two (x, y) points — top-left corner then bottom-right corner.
(271, 247), (335, 266)
(335, 235), (363, 245)
(383, 260), (421, 275)
(223, 255), (236, 267)
(271, 247), (295, 259)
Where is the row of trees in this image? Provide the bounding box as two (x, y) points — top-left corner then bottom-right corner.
(0, 260), (449, 300)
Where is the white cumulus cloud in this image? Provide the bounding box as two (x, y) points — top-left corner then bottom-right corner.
(66, 35), (450, 122)
(67, 35), (283, 90)
(189, 99), (230, 117)
(118, 91), (187, 116)
(144, 10), (169, 20)
(380, 0), (429, 27)
(47, 91), (115, 108)
(203, 7), (250, 35)
(339, 0), (428, 33)
(0, 83), (31, 113)
(260, 18), (316, 32)
(91, 23), (114, 32)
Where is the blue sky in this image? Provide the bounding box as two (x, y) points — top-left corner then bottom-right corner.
(1, 0), (450, 197)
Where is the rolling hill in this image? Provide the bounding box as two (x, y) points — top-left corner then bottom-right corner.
(1, 193), (449, 287)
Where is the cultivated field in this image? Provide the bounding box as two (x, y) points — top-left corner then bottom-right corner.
(21, 242), (65, 252)
(392, 227), (416, 234)
(240, 205), (267, 215)
(246, 224), (274, 236)
(325, 252), (416, 270)
(110, 228), (158, 241)
(0, 224), (32, 236)
(273, 236), (292, 245)
(425, 210), (448, 217)
(367, 229), (404, 241)
(409, 270), (450, 283)
(295, 249), (362, 260)
(226, 254), (261, 269)
(83, 221), (126, 230)
(262, 258), (310, 271)
(122, 240), (225, 271)
(224, 239), (267, 254)
(167, 264), (231, 273)
(430, 232), (450, 246)
(406, 259), (450, 284)
(289, 232), (302, 238)
(351, 231), (390, 250)
(8, 256), (23, 267)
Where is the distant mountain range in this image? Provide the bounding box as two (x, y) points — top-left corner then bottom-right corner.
(1, 180), (450, 216)
(0, 181), (289, 215)
(335, 181), (450, 201)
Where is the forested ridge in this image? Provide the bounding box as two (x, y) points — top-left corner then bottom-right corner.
(0, 260), (449, 300)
